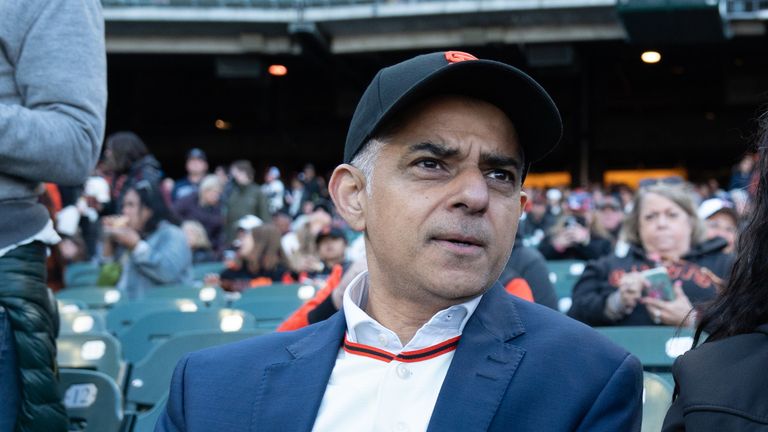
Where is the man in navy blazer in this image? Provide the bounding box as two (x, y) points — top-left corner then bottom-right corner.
(157, 51), (643, 432)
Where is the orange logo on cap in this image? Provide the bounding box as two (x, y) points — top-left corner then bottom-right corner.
(445, 51), (478, 63)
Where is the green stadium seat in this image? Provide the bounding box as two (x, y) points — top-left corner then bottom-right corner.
(64, 262), (101, 288)
(57, 287), (123, 309)
(125, 329), (265, 411)
(546, 260), (586, 313)
(595, 326), (698, 379)
(59, 310), (107, 336)
(642, 372), (674, 432)
(106, 298), (208, 336)
(118, 308), (257, 363)
(58, 299), (88, 314)
(142, 284), (224, 305)
(57, 333), (123, 382)
(231, 298), (303, 328)
(191, 261), (226, 281)
(58, 369), (123, 432)
(129, 395), (167, 432)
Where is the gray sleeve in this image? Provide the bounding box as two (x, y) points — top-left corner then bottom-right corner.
(0, 0), (106, 185)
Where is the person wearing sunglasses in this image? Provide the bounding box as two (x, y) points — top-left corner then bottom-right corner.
(569, 182), (732, 327)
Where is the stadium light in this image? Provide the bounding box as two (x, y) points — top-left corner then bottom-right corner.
(641, 51), (661, 64)
(215, 119), (232, 131)
(268, 64), (288, 77)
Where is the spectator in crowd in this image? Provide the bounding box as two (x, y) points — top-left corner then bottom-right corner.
(0, 0), (106, 429)
(593, 195), (625, 249)
(517, 192), (556, 247)
(181, 220), (218, 264)
(663, 115), (768, 431)
(498, 234), (558, 310)
(174, 174), (225, 252)
(102, 181), (192, 300)
(159, 51), (642, 432)
(697, 198), (739, 254)
(210, 224), (294, 291)
(262, 166), (286, 214)
(172, 148), (209, 202)
(102, 131), (163, 214)
(283, 202), (332, 274)
(538, 191), (612, 261)
(728, 153), (755, 191)
(568, 182), (732, 327)
(300, 162), (325, 203)
(224, 160), (271, 243)
(315, 227), (349, 277)
(285, 175), (307, 218)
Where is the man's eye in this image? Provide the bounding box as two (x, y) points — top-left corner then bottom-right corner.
(487, 169), (514, 182)
(416, 159), (441, 169)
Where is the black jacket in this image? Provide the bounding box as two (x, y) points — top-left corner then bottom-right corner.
(498, 240), (558, 310)
(663, 324), (768, 431)
(568, 238), (733, 326)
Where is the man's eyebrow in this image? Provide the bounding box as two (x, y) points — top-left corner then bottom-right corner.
(406, 142), (460, 159)
(480, 152), (522, 170)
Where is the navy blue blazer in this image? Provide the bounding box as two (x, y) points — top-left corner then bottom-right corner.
(156, 284), (643, 431)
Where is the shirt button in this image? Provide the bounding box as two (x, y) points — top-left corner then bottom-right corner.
(396, 363), (412, 380)
(393, 422), (410, 432)
(377, 333), (389, 346)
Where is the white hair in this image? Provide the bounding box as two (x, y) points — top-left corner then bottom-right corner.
(350, 138), (385, 195)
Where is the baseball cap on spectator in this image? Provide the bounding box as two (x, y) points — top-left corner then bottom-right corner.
(343, 51), (562, 178)
(187, 148), (207, 161)
(84, 176), (110, 204)
(316, 227), (347, 246)
(567, 192), (593, 213)
(546, 188), (562, 202)
(596, 196), (621, 211)
(698, 198), (738, 224)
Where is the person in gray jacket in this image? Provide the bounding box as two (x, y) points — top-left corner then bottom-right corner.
(103, 181), (193, 300)
(0, 0), (106, 430)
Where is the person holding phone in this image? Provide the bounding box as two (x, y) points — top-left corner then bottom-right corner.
(569, 182), (733, 327)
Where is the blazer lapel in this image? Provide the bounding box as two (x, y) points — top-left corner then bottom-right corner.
(251, 311), (346, 432)
(427, 284), (527, 432)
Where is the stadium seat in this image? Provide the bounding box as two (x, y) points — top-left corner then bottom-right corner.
(142, 284), (224, 305)
(129, 395), (168, 432)
(125, 329), (265, 411)
(63, 262), (101, 288)
(57, 333), (123, 382)
(595, 326), (698, 381)
(642, 372), (674, 432)
(57, 287), (123, 309)
(58, 369), (123, 432)
(106, 298), (208, 335)
(59, 310), (107, 336)
(191, 261), (226, 281)
(118, 308), (257, 363)
(58, 299), (88, 314)
(546, 259), (585, 313)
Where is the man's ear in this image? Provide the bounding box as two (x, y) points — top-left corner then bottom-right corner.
(329, 164), (367, 231)
(519, 190), (528, 211)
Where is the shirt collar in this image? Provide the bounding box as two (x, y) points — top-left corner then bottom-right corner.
(342, 271), (482, 354)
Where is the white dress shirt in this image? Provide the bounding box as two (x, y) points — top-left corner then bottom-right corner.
(312, 271), (482, 432)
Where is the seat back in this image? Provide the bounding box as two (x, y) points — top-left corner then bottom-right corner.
(57, 287), (123, 309)
(126, 330), (266, 409)
(130, 395), (168, 432)
(106, 298), (207, 336)
(57, 333), (123, 382)
(118, 308), (257, 363)
(58, 369), (123, 432)
(64, 262), (101, 288)
(191, 262), (225, 281)
(596, 326), (697, 372)
(642, 372), (674, 432)
(545, 260), (585, 313)
(59, 310), (107, 336)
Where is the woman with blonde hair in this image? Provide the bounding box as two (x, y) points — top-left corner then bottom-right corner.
(569, 182), (733, 327)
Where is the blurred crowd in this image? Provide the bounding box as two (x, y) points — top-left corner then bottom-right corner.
(42, 130), (757, 328)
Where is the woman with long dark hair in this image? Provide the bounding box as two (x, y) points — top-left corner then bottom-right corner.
(663, 114), (768, 431)
(102, 180), (192, 299)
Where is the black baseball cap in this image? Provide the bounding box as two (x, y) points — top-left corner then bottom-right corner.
(344, 51), (562, 174)
(187, 148), (207, 161)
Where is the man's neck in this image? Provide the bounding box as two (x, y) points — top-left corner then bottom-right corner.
(188, 173), (204, 183)
(363, 283), (445, 346)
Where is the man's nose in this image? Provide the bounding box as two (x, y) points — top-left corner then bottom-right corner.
(448, 169), (490, 214)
